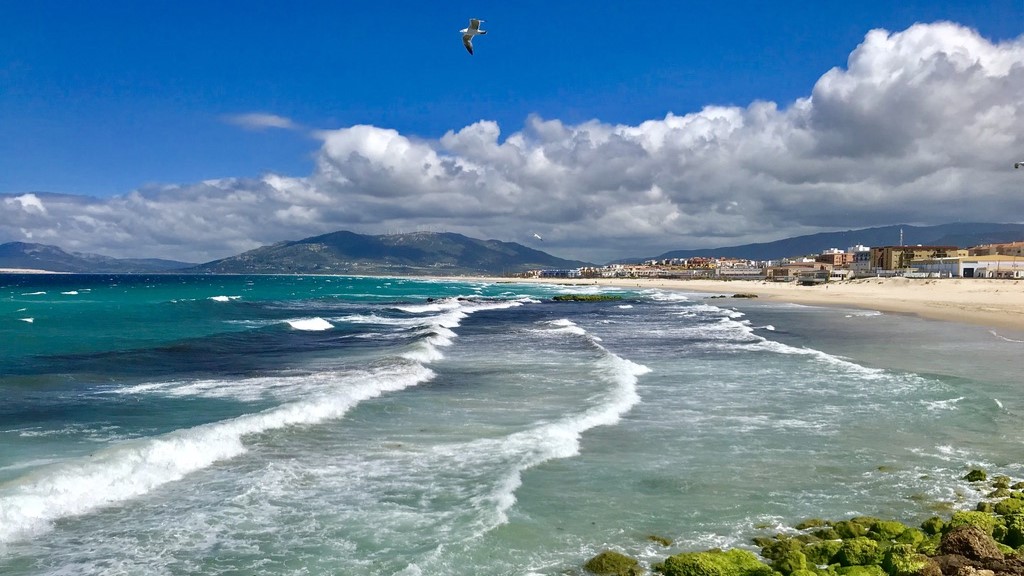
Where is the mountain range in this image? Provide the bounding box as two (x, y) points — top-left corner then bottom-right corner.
(640, 222), (1024, 262)
(1, 223), (1022, 275)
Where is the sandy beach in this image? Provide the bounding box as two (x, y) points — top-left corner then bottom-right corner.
(473, 276), (1024, 332)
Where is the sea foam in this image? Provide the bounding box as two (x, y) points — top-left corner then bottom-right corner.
(0, 362), (435, 544)
(287, 317), (334, 331)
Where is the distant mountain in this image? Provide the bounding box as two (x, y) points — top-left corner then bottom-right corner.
(0, 242), (195, 273)
(188, 231), (593, 275)
(634, 223), (1024, 262)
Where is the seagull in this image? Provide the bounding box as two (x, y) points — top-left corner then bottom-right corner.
(1016, 161), (1023, 169)
(461, 18), (486, 55)
(533, 233), (543, 241)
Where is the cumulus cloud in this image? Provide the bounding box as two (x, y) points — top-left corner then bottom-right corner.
(3, 22), (1023, 263)
(223, 113), (300, 131)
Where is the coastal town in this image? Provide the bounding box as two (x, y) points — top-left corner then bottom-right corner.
(525, 240), (1024, 283)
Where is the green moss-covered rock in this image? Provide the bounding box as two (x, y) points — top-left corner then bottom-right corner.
(964, 469), (988, 482)
(920, 517), (944, 536)
(1012, 482), (1024, 491)
(835, 566), (886, 576)
(585, 550), (643, 576)
(773, 550), (808, 575)
(796, 519), (830, 530)
(654, 549), (774, 576)
(813, 529), (841, 541)
(916, 535), (941, 556)
(976, 502), (995, 513)
(790, 570), (820, 576)
(946, 511), (999, 535)
(894, 528), (925, 547)
(804, 540), (844, 566)
(649, 535), (674, 547)
(760, 538), (805, 562)
(833, 521), (869, 539)
(995, 498), (1024, 517)
(993, 476), (1012, 489)
(870, 521), (907, 541)
(834, 538), (882, 567)
(552, 294), (624, 302)
(987, 488), (1012, 499)
(881, 544), (928, 576)
(1002, 514), (1024, 548)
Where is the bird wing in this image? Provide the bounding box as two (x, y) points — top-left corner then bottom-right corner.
(469, 18), (481, 31)
(462, 34), (474, 54)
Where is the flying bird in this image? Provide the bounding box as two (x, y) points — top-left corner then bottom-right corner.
(533, 233), (543, 241)
(1015, 161), (1023, 169)
(461, 18), (487, 55)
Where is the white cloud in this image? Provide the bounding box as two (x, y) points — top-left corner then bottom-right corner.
(223, 113), (299, 131)
(2, 22), (1023, 264)
(5, 193), (48, 215)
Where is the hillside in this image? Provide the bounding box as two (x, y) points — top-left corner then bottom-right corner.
(641, 223), (1024, 262)
(0, 242), (194, 273)
(188, 231), (593, 275)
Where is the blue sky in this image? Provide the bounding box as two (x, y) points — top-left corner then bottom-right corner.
(2, 1), (1023, 262)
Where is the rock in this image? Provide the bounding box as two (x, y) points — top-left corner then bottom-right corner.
(922, 517), (946, 536)
(995, 500), (1024, 517)
(939, 526), (1004, 561)
(965, 470), (988, 483)
(654, 549), (774, 576)
(1002, 514), (1024, 548)
(772, 550), (808, 575)
(835, 537), (882, 567)
(993, 477), (1012, 489)
(932, 554), (974, 575)
(883, 544), (931, 576)
(584, 550), (643, 576)
(872, 520), (909, 541)
(836, 566), (887, 576)
(897, 528), (927, 547)
(649, 534), (673, 547)
(795, 519), (829, 530)
(834, 520), (871, 539)
(953, 566), (994, 576)
(804, 540), (844, 565)
(759, 537), (804, 562)
(947, 512), (1000, 536)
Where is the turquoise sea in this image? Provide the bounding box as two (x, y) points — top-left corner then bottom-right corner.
(1, 273), (1022, 575)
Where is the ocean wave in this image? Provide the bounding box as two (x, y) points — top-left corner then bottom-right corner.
(286, 317), (334, 331)
(443, 322), (650, 534)
(399, 298), (532, 363)
(19, 318), (33, 323)
(989, 330), (1024, 343)
(0, 362), (436, 545)
(208, 295), (240, 302)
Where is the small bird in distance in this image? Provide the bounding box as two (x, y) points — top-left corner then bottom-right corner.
(533, 233), (543, 241)
(461, 18), (487, 55)
(1015, 161), (1023, 169)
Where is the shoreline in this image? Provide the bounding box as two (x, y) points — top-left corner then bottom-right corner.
(6, 268), (1023, 331)
(456, 276), (1024, 332)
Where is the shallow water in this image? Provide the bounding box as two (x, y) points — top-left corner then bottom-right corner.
(1, 274), (1021, 575)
